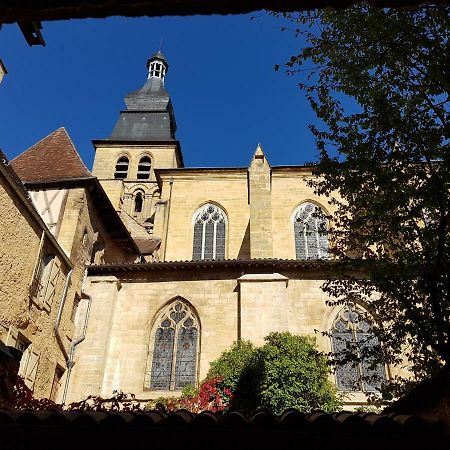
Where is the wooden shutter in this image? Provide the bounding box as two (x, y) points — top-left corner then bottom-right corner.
(19, 346), (40, 390)
(5, 326), (19, 348)
(44, 257), (61, 308)
(29, 232), (45, 297)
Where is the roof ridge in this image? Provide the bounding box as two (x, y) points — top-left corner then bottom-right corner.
(11, 126), (66, 162)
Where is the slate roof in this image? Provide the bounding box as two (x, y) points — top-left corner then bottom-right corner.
(108, 75), (177, 141)
(11, 127), (91, 183)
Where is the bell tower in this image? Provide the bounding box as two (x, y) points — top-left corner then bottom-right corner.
(92, 50), (184, 236)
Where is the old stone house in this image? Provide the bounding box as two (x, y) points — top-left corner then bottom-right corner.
(1, 51), (392, 408)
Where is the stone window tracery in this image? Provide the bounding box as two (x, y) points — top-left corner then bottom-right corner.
(114, 156), (129, 179)
(192, 204), (226, 260)
(331, 305), (386, 393)
(293, 202), (328, 259)
(149, 300), (199, 391)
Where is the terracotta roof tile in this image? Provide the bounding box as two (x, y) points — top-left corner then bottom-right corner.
(11, 127), (91, 183)
(134, 238), (161, 254)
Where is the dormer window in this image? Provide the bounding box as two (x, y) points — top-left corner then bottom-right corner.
(137, 156), (152, 180)
(114, 156), (129, 179)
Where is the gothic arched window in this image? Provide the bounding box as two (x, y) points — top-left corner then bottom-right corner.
(192, 204), (226, 260)
(293, 202), (328, 259)
(137, 156), (151, 180)
(149, 300), (200, 391)
(134, 191), (143, 213)
(114, 156), (129, 179)
(331, 305), (386, 393)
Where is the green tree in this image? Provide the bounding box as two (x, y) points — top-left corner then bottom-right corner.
(207, 333), (341, 414)
(274, 3), (449, 397)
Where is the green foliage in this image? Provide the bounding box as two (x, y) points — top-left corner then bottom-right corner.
(207, 340), (257, 392)
(181, 384), (199, 399)
(208, 333), (341, 414)
(273, 3), (450, 397)
(257, 333), (341, 414)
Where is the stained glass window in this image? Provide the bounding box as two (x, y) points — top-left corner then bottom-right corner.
(149, 300), (199, 391)
(293, 202), (328, 259)
(331, 305), (385, 393)
(192, 204), (226, 260)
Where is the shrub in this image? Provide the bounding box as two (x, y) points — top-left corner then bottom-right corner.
(207, 340), (257, 392)
(257, 332), (341, 414)
(207, 333), (341, 414)
(145, 377), (230, 413)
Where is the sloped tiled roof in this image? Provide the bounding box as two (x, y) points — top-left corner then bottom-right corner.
(0, 408), (447, 449)
(134, 238), (161, 254)
(11, 127), (91, 183)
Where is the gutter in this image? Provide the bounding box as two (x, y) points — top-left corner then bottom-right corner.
(162, 179), (174, 261)
(61, 269), (93, 405)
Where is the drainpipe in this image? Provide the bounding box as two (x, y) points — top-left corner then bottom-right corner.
(61, 268), (92, 405)
(163, 179), (174, 261)
(54, 269), (73, 361)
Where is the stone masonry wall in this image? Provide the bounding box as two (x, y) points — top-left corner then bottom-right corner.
(0, 172), (74, 400)
(68, 269), (344, 403)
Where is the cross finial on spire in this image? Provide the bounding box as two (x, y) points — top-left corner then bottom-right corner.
(159, 38), (163, 52)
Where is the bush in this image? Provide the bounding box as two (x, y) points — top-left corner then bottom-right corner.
(207, 333), (341, 414)
(257, 332), (341, 414)
(207, 340), (257, 392)
(145, 377), (231, 413)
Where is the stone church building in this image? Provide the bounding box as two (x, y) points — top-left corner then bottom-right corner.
(0, 51), (387, 408)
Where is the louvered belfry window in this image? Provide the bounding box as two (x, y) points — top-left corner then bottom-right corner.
(114, 156), (129, 179)
(192, 204), (226, 260)
(294, 202), (328, 259)
(149, 300), (199, 391)
(137, 156), (151, 180)
(331, 305), (386, 393)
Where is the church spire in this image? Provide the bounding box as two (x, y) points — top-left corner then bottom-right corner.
(107, 50), (177, 141)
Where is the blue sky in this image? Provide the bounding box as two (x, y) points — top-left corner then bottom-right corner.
(0, 13), (321, 169)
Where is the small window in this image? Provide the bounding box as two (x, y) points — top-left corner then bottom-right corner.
(91, 235), (105, 264)
(30, 251), (61, 308)
(50, 365), (65, 402)
(82, 229), (89, 246)
(15, 334), (29, 354)
(71, 295), (81, 323)
(137, 156), (151, 180)
(30, 251), (53, 299)
(114, 156), (129, 179)
(134, 192), (144, 213)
